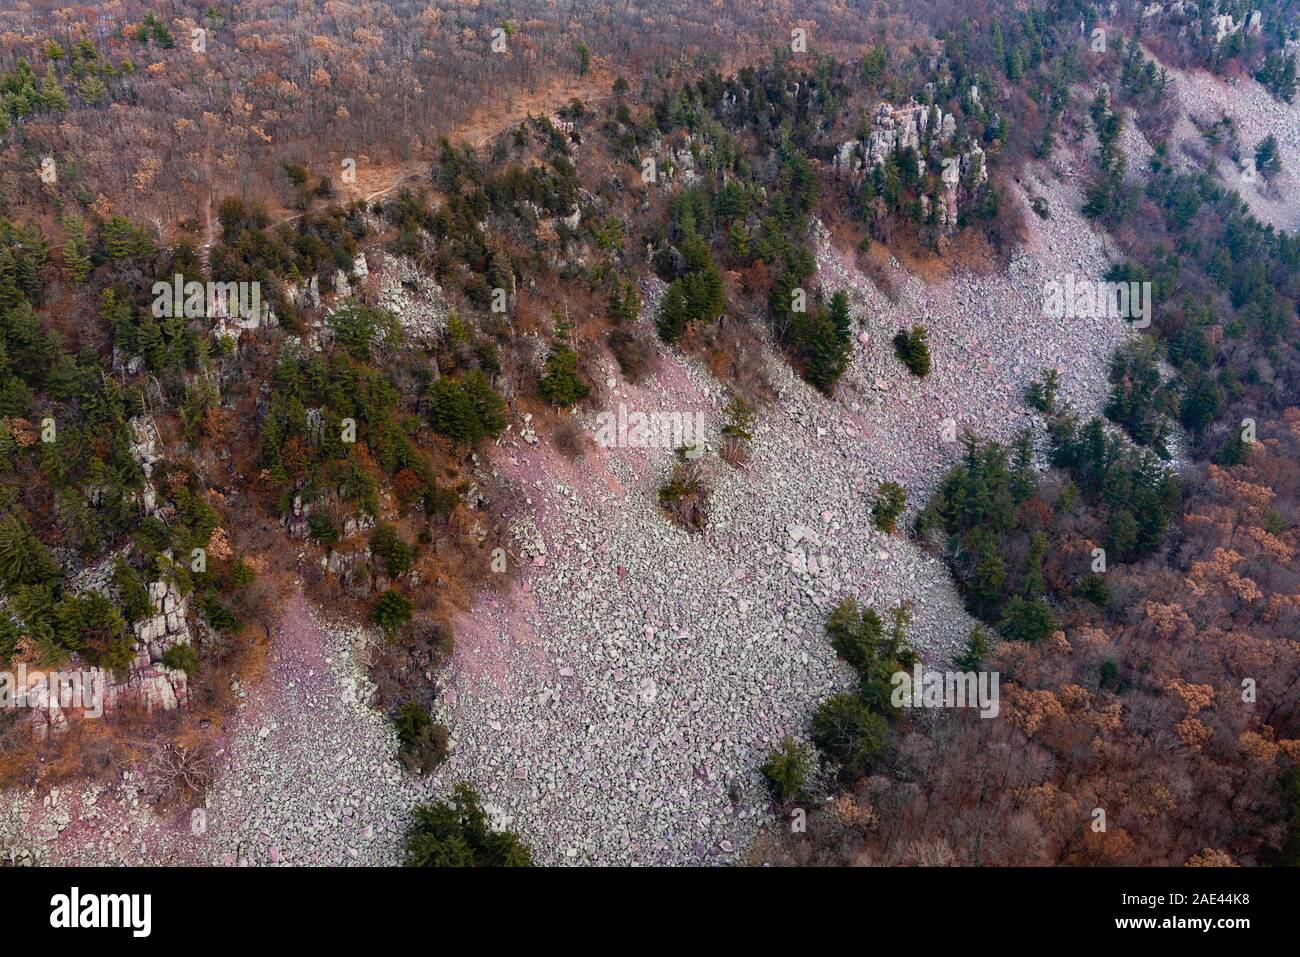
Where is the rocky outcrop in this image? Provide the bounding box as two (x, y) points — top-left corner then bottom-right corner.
(32, 416), (199, 734)
(832, 100), (985, 231)
(107, 577), (191, 716)
(210, 292), (278, 345)
(834, 101), (958, 179)
(377, 254), (451, 341)
(284, 274), (321, 311)
(285, 495), (313, 539)
(25, 576), (191, 741)
(1210, 9), (1263, 43)
(128, 416), (163, 517)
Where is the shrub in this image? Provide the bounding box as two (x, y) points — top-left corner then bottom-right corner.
(893, 325), (931, 377)
(370, 523), (414, 577)
(760, 737), (812, 803)
(101, 636), (137, 675)
(420, 618), (456, 663)
(607, 328), (650, 383)
(719, 397), (754, 468)
(553, 416), (586, 460)
(406, 782), (532, 866)
(372, 588), (412, 638)
(420, 481), (461, 519)
(811, 693), (889, 779)
(720, 396), (754, 442)
(1094, 659), (1126, 697)
(871, 481), (907, 533)
(658, 453), (710, 532)
(160, 642), (199, 675)
(1025, 368), (1060, 413)
(230, 559), (256, 590)
(199, 593), (239, 633)
(394, 702), (450, 775)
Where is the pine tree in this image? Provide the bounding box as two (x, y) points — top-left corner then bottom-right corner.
(682, 269), (723, 324)
(828, 290), (851, 342)
(1255, 135), (1282, 178)
(427, 371), (506, 446)
(656, 280), (690, 344)
(406, 782), (532, 867)
(726, 222), (750, 261)
(608, 281), (640, 325)
(40, 65), (68, 112)
(893, 325), (932, 377)
(100, 216), (153, 261)
(62, 214), (92, 282)
(0, 513), (60, 589)
(1010, 430), (1036, 503)
(371, 588), (412, 638)
(78, 72), (107, 105)
(538, 315), (589, 407)
(954, 626), (991, 670)
(968, 530), (1007, 618)
(760, 738), (811, 803)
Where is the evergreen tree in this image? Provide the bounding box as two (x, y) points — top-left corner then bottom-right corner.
(893, 325), (932, 377)
(100, 216), (153, 261)
(0, 513), (60, 589)
(371, 588), (412, 638)
(968, 530), (1007, 619)
(998, 595), (1058, 644)
(427, 371), (507, 446)
(812, 693), (889, 779)
(1255, 135), (1282, 178)
(61, 214), (92, 283)
(954, 625), (991, 670)
(1256, 51), (1297, 103)
(406, 782), (532, 867)
(760, 737), (811, 803)
(538, 315), (589, 407)
(40, 65), (68, 112)
(78, 72), (106, 105)
(655, 280), (690, 344)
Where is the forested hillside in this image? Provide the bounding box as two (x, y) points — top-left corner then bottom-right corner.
(0, 0), (1297, 868)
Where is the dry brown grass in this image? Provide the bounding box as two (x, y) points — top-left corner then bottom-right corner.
(945, 226), (1001, 275)
(719, 434), (752, 469)
(553, 414), (588, 460)
(685, 316), (775, 408)
(658, 457), (712, 533)
(143, 739), (214, 808)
